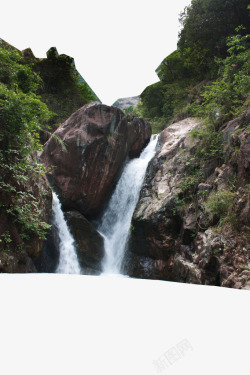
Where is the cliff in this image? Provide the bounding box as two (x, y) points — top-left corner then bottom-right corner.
(123, 112), (250, 289)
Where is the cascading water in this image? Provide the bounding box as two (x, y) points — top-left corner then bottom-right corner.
(52, 192), (81, 274)
(98, 135), (158, 274)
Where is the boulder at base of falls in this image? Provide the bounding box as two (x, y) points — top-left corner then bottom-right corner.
(64, 210), (104, 273)
(34, 218), (60, 273)
(124, 114), (250, 289)
(42, 103), (151, 217)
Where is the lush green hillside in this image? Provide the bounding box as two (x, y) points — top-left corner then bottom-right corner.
(33, 47), (99, 134)
(1, 41), (99, 136)
(135, 0), (250, 133)
(0, 41), (99, 255)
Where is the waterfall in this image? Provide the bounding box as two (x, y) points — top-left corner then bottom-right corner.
(52, 192), (81, 274)
(98, 135), (158, 274)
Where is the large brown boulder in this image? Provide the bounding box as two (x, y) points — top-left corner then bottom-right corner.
(42, 103), (151, 217)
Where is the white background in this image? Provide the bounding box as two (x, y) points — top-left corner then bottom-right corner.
(1, 0), (192, 105)
(0, 274), (249, 375)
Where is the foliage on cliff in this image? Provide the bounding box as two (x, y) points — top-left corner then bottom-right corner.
(127, 1), (250, 288)
(0, 45), (52, 255)
(33, 47), (98, 133)
(0, 42), (100, 255)
(136, 0), (249, 133)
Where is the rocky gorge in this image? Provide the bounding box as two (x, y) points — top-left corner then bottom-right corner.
(36, 103), (152, 273)
(1, 94), (249, 289)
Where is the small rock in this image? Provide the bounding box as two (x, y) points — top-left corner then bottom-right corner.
(198, 183), (212, 191)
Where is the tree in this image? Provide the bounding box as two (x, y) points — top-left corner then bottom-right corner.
(140, 81), (165, 119)
(189, 27), (250, 124)
(178, 0), (249, 57)
(156, 50), (190, 82)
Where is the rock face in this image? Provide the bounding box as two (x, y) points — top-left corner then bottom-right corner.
(112, 96), (139, 110)
(123, 114), (250, 290)
(123, 118), (200, 279)
(0, 168), (52, 273)
(223, 111), (250, 186)
(42, 103), (151, 217)
(34, 218), (60, 273)
(128, 116), (152, 158)
(64, 210), (104, 272)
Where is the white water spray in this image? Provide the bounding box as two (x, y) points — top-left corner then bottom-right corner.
(52, 192), (81, 274)
(98, 135), (158, 274)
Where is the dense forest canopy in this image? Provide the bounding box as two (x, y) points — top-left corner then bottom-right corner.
(136, 0), (250, 132)
(33, 47), (98, 131)
(178, 0), (249, 54)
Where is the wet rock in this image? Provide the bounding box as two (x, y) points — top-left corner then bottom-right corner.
(0, 251), (37, 273)
(64, 210), (104, 271)
(42, 103), (151, 217)
(34, 218), (60, 273)
(123, 251), (172, 280)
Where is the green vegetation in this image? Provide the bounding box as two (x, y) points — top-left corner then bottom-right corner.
(0, 43), (99, 249)
(204, 190), (236, 227)
(0, 45), (52, 246)
(34, 47), (98, 131)
(176, 28), (249, 225)
(189, 122), (224, 163)
(188, 27), (250, 123)
(178, 0), (249, 61)
(205, 190), (235, 217)
(136, 0), (249, 133)
(140, 1), (249, 230)
(188, 29), (249, 166)
(123, 105), (135, 115)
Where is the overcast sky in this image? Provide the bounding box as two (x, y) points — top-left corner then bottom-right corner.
(1, 0), (192, 105)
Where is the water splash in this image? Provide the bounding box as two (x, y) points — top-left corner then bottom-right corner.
(98, 135), (158, 274)
(52, 192), (81, 274)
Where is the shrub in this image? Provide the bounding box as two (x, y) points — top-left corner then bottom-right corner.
(205, 190), (235, 217)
